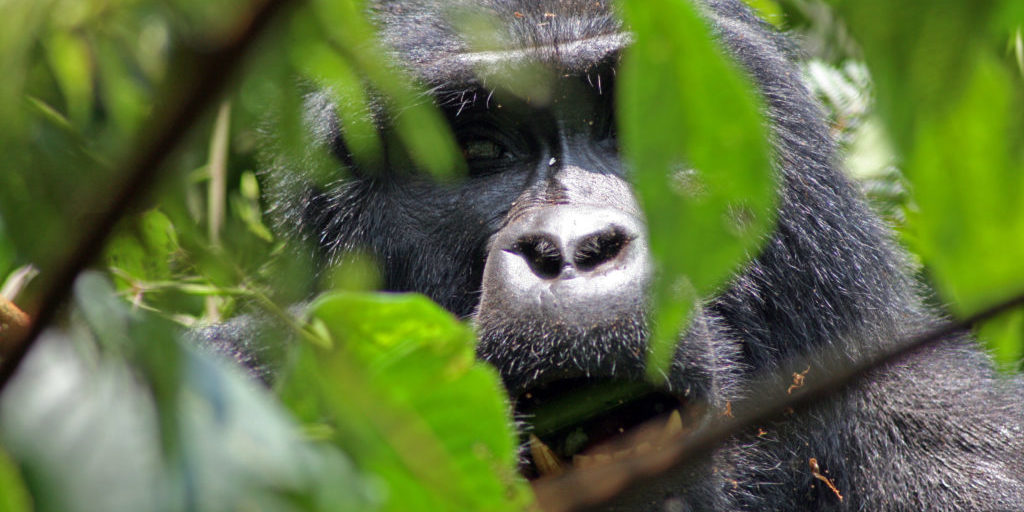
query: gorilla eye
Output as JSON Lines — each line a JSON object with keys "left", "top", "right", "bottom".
{"left": 452, "top": 110, "right": 531, "bottom": 170}
{"left": 462, "top": 138, "right": 509, "bottom": 162}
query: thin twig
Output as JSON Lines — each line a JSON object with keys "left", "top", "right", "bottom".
{"left": 532, "top": 292, "right": 1024, "bottom": 512}
{"left": 0, "top": 0, "right": 301, "bottom": 390}
{"left": 205, "top": 100, "right": 232, "bottom": 321}
{"left": 207, "top": 100, "right": 232, "bottom": 248}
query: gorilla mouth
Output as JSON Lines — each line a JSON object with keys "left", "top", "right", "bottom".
{"left": 514, "top": 378, "right": 698, "bottom": 478}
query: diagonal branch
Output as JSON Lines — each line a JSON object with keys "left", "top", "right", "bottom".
{"left": 0, "top": 0, "right": 302, "bottom": 390}
{"left": 532, "top": 291, "right": 1024, "bottom": 512}
{"left": 0, "top": 297, "right": 30, "bottom": 353}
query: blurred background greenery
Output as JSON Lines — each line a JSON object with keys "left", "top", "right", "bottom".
{"left": 0, "top": 0, "right": 1021, "bottom": 510}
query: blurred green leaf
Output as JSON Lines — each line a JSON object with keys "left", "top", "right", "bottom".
{"left": 302, "top": 0, "right": 465, "bottom": 179}
{"left": 94, "top": 37, "right": 151, "bottom": 137}
{"left": 0, "top": 220, "right": 15, "bottom": 281}
{"left": 742, "top": 0, "right": 784, "bottom": 27}
{"left": 231, "top": 171, "right": 275, "bottom": 242}
{"left": 4, "top": 272, "right": 376, "bottom": 512}
{"left": 836, "top": 0, "right": 996, "bottom": 150}
{"left": 992, "top": 0, "right": 1024, "bottom": 37}
{"left": 0, "top": 447, "right": 30, "bottom": 512}
{"left": 620, "top": 0, "right": 775, "bottom": 378}
{"left": 44, "top": 31, "right": 94, "bottom": 127}
{"left": 289, "top": 10, "right": 384, "bottom": 170}
{"left": 839, "top": 0, "right": 1024, "bottom": 362}
{"left": 903, "top": 57, "right": 1024, "bottom": 313}
{"left": 0, "top": 0, "right": 53, "bottom": 140}
{"left": 978, "top": 310, "right": 1024, "bottom": 369}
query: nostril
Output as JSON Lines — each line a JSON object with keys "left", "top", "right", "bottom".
{"left": 514, "top": 235, "right": 564, "bottom": 279}
{"left": 574, "top": 227, "right": 630, "bottom": 272}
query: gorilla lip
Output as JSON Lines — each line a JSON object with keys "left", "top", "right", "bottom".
{"left": 514, "top": 378, "right": 693, "bottom": 478}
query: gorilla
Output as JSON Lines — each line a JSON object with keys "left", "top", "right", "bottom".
{"left": 203, "top": 0, "right": 1024, "bottom": 509}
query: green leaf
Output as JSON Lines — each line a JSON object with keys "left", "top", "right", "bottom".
{"left": 619, "top": 0, "right": 775, "bottom": 378}
{"left": 106, "top": 209, "right": 180, "bottom": 287}
{"left": 291, "top": 292, "right": 532, "bottom": 512}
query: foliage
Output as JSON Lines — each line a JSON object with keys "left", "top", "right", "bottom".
{"left": 285, "top": 293, "right": 530, "bottom": 511}
{"left": 0, "top": 0, "right": 1021, "bottom": 510}
{"left": 836, "top": 0, "right": 1024, "bottom": 365}
{"left": 768, "top": 0, "right": 1024, "bottom": 365}
{"left": 620, "top": 0, "right": 775, "bottom": 379}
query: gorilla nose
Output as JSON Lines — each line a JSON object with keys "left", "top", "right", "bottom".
{"left": 511, "top": 213, "right": 635, "bottom": 280}
{"left": 481, "top": 205, "right": 651, "bottom": 318}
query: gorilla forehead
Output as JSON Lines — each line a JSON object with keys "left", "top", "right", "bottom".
{"left": 371, "top": 0, "right": 627, "bottom": 84}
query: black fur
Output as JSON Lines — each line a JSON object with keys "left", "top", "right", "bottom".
{"left": 239, "top": 0, "right": 1024, "bottom": 510}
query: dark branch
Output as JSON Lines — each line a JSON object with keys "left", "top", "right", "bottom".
{"left": 532, "top": 291, "right": 1024, "bottom": 512}
{"left": 0, "top": 0, "right": 301, "bottom": 390}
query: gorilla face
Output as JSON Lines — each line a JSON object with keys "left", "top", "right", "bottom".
{"left": 298, "top": 47, "right": 734, "bottom": 474}
{"left": 305, "top": 70, "right": 707, "bottom": 467}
